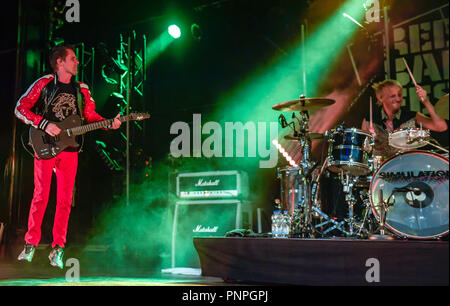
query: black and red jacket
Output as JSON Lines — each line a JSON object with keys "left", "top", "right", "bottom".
{"left": 15, "top": 74, "right": 105, "bottom": 129}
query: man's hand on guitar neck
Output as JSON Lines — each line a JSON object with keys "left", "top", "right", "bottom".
{"left": 45, "top": 123, "right": 62, "bottom": 137}
{"left": 109, "top": 113, "right": 122, "bottom": 130}
{"left": 44, "top": 113, "right": 121, "bottom": 136}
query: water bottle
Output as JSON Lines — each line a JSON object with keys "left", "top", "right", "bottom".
{"left": 271, "top": 210, "right": 281, "bottom": 238}
{"left": 279, "top": 212, "right": 287, "bottom": 238}
{"left": 281, "top": 211, "right": 291, "bottom": 238}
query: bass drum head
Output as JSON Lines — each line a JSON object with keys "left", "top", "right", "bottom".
{"left": 370, "top": 151, "right": 449, "bottom": 239}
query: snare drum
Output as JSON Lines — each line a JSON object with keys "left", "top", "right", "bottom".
{"left": 388, "top": 128, "right": 430, "bottom": 150}
{"left": 327, "top": 128, "right": 374, "bottom": 176}
{"left": 369, "top": 150, "right": 449, "bottom": 239}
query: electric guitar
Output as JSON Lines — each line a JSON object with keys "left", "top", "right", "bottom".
{"left": 29, "top": 113, "right": 150, "bottom": 159}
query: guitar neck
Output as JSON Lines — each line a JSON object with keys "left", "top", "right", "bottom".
{"left": 69, "top": 116, "right": 130, "bottom": 135}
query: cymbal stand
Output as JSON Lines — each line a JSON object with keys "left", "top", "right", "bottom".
{"left": 295, "top": 110, "right": 316, "bottom": 237}
{"left": 351, "top": 194, "right": 379, "bottom": 238}
{"left": 340, "top": 173, "right": 359, "bottom": 237}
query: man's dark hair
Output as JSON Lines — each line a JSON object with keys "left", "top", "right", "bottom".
{"left": 49, "top": 44, "right": 75, "bottom": 72}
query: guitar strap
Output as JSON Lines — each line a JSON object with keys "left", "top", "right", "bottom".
{"left": 77, "top": 85, "right": 85, "bottom": 123}
{"left": 39, "top": 80, "right": 58, "bottom": 117}
{"left": 75, "top": 83, "right": 85, "bottom": 154}
{"left": 72, "top": 80, "right": 84, "bottom": 124}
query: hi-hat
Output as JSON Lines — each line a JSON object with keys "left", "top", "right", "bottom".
{"left": 435, "top": 94, "right": 449, "bottom": 120}
{"left": 272, "top": 97, "right": 335, "bottom": 112}
{"left": 284, "top": 133, "right": 324, "bottom": 141}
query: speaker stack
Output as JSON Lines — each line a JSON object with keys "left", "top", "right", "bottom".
{"left": 170, "top": 170, "right": 250, "bottom": 269}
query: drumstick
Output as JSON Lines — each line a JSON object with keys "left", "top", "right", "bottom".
{"left": 403, "top": 57, "right": 427, "bottom": 102}
{"left": 370, "top": 96, "right": 373, "bottom": 130}
{"left": 402, "top": 57, "right": 418, "bottom": 87}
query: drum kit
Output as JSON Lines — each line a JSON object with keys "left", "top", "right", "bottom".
{"left": 272, "top": 95, "right": 449, "bottom": 240}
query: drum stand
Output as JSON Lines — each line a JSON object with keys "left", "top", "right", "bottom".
{"left": 338, "top": 173, "right": 377, "bottom": 238}
{"left": 291, "top": 111, "right": 317, "bottom": 238}
{"left": 340, "top": 173, "right": 358, "bottom": 236}
{"left": 369, "top": 189, "right": 395, "bottom": 240}
{"left": 357, "top": 197, "right": 378, "bottom": 237}
{"left": 312, "top": 206, "right": 350, "bottom": 236}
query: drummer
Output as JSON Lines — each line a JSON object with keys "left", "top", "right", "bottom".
{"left": 361, "top": 79, "right": 448, "bottom": 156}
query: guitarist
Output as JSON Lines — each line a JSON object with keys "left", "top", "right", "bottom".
{"left": 14, "top": 44, "right": 121, "bottom": 269}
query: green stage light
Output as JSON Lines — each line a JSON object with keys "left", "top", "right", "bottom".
{"left": 203, "top": 0, "right": 366, "bottom": 169}
{"left": 168, "top": 25, "right": 181, "bottom": 39}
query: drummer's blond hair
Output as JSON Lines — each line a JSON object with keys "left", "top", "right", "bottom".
{"left": 372, "top": 79, "right": 402, "bottom": 105}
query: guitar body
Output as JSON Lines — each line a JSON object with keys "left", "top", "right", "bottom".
{"left": 29, "top": 115, "right": 82, "bottom": 159}
{"left": 28, "top": 112, "right": 150, "bottom": 159}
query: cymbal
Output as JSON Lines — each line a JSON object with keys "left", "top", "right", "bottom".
{"left": 284, "top": 133, "right": 324, "bottom": 141}
{"left": 272, "top": 98, "right": 335, "bottom": 112}
{"left": 435, "top": 94, "right": 449, "bottom": 120}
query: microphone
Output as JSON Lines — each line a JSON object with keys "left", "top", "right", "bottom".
{"left": 394, "top": 187, "right": 422, "bottom": 195}
{"left": 278, "top": 114, "right": 288, "bottom": 128}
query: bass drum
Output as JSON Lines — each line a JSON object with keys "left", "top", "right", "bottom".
{"left": 370, "top": 151, "right": 449, "bottom": 239}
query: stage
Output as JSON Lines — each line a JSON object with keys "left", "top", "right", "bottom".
{"left": 0, "top": 260, "right": 228, "bottom": 286}
{"left": 194, "top": 237, "right": 449, "bottom": 286}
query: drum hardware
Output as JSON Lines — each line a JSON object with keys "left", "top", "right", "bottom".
{"left": 337, "top": 172, "right": 370, "bottom": 237}
{"left": 291, "top": 109, "right": 315, "bottom": 237}
{"left": 369, "top": 155, "right": 383, "bottom": 172}
{"left": 342, "top": 173, "right": 357, "bottom": 236}
{"left": 388, "top": 127, "right": 430, "bottom": 150}
{"left": 273, "top": 95, "right": 335, "bottom": 238}
{"left": 357, "top": 197, "right": 378, "bottom": 238}
{"left": 284, "top": 132, "right": 324, "bottom": 141}
{"left": 422, "top": 138, "right": 449, "bottom": 154}
{"left": 312, "top": 206, "right": 350, "bottom": 236}
{"left": 369, "top": 189, "right": 396, "bottom": 240}
{"left": 311, "top": 157, "right": 329, "bottom": 219}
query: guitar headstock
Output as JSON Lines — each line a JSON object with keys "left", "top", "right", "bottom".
{"left": 129, "top": 113, "right": 151, "bottom": 121}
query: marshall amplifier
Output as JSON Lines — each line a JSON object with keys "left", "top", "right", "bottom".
{"left": 176, "top": 171, "right": 248, "bottom": 199}
{"left": 171, "top": 199, "right": 251, "bottom": 269}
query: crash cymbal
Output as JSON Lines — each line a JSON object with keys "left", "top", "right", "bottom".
{"left": 272, "top": 97, "right": 335, "bottom": 112}
{"left": 284, "top": 133, "right": 324, "bottom": 141}
{"left": 435, "top": 94, "right": 449, "bottom": 120}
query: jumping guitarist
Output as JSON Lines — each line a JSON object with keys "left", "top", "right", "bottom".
{"left": 14, "top": 44, "right": 122, "bottom": 269}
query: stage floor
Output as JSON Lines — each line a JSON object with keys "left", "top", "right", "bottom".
{"left": 194, "top": 237, "right": 449, "bottom": 286}
{"left": 1, "top": 237, "right": 448, "bottom": 286}
{"left": 0, "top": 261, "right": 229, "bottom": 286}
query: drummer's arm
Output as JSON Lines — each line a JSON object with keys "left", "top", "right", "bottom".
{"left": 361, "top": 118, "right": 376, "bottom": 135}
{"left": 415, "top": 85, "right": 448, "bottom": 132}
{"left": 416, "top": 112, "right": 447, "bottom": 132}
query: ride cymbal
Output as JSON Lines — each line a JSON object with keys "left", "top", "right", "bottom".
{"left": 272, "top": 98, "right": 335, "bottom": 112}
{"left": 435, "top": 94, "right": 449, "bottom": 120}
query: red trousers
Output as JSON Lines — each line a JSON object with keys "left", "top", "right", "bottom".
{"left": 25, "top": 151, "right": 78, "bottom": 248}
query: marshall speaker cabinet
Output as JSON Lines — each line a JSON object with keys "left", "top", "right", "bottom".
{"left": 171, "top": 171, "right": 250, "bottom": 269}
{"left": 176, "top": 170, "right": 249, "bottom": 199}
